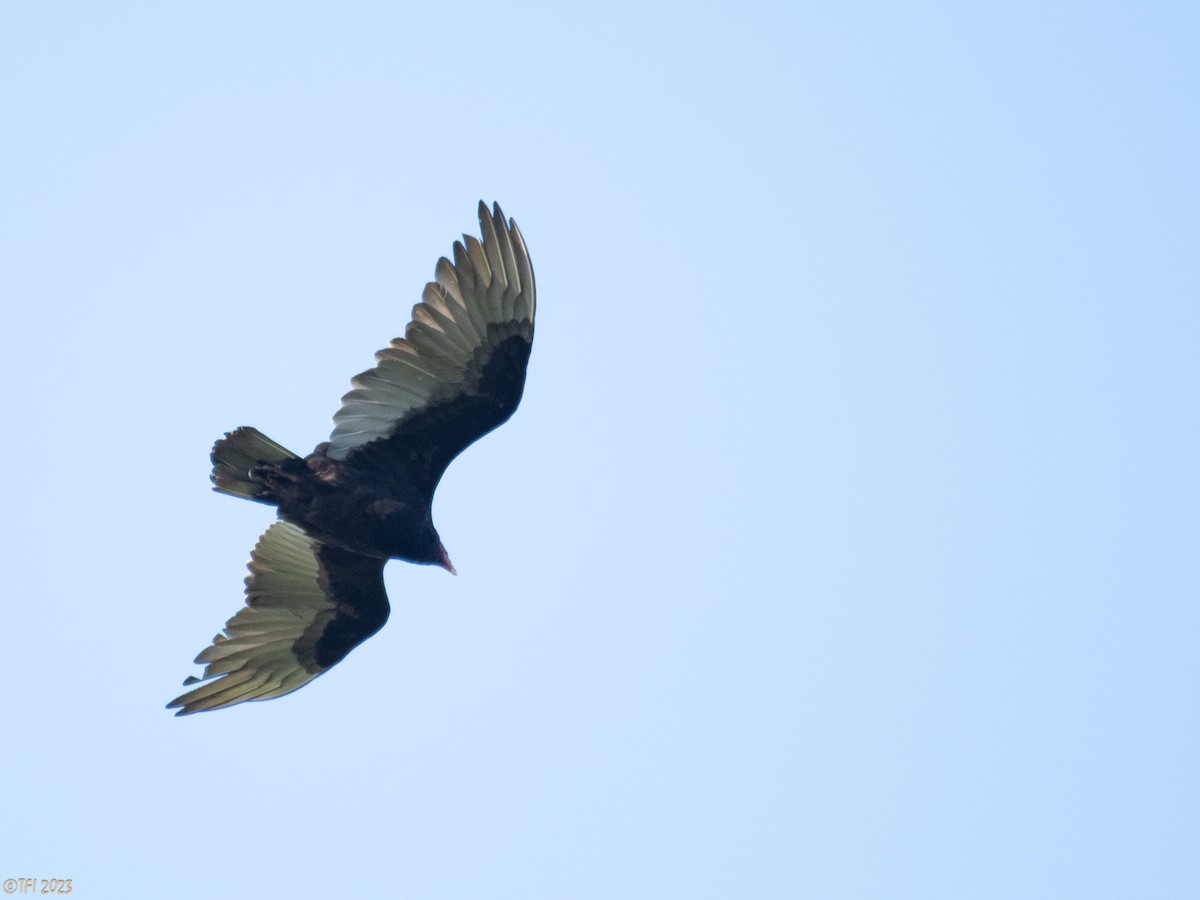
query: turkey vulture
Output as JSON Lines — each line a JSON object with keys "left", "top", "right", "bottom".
{"left": 167, "top": 201, "right": 535, "bottom": 715}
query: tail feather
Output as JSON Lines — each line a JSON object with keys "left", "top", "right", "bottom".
{"left": 211, "top": 427, "right": 299, "bottom": 501}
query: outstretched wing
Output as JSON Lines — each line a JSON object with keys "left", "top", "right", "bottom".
{"left": 168, "top": 522, "right": 389, "bottom": 716}
{"left": 326, "top": 201, "right": 535, "bottom": 494}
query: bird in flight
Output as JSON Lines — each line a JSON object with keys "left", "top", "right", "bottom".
{"left": 168, "top": 201, "right": 535, "bottom": 715}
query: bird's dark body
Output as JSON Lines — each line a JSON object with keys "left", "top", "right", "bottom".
{"left": 169, "top": 201, "right": 536, "bottom": 715}
{"left": 256, "top": 454, "right": 440, "bottom": 561}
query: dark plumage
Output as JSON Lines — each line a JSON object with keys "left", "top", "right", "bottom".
{"left": 168, "top": 202, "right": 535, "bottom": 715}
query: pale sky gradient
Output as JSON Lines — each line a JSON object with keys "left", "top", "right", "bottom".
{"left": 2, "top": 2, "right": 1197, "bottom": 898}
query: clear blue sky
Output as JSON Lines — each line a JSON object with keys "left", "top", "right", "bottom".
{"left": 2, "top": 2, "right": 1197, "bottom": 897}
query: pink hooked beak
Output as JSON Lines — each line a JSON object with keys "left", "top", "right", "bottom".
{"left": 437, "top": 543, "right": 457, "bottom": 576}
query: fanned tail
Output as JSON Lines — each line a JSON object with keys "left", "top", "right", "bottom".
{"left": 210, "top": 427, "right": 299, "bottom": 501}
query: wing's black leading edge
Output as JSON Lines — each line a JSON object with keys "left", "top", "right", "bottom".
{"left": 310, "top": 543, "right": 390, "bottom": 669}
{"left": 344, "top": 327, "right": 533, "bottom": 495}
